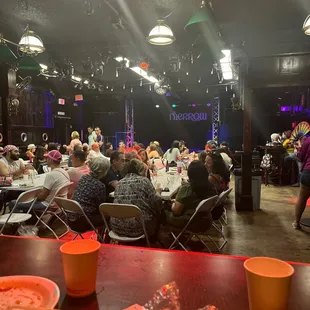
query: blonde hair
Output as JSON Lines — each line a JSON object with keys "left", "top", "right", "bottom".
{"left": 71, "top": 131, "right": 80, "bottom": 139}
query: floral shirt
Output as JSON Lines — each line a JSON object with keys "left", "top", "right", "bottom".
{"left": 112, "top": 173, "right": 161, "bottom": 237}
{"left": 72, "top": 174, "right": 105, "bottom": 219}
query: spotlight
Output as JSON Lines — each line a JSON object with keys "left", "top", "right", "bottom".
{"left": 178, "top": 78, "right": 181, "bottom": 83}
{"left": 163, "top": 71, "right": 166, "bottom": 75}
{"left": 116, "top": 70, "right": 119, "bottom": 77}
{"left": 140, "top": 79, "right": 143, "bottom": 87}
{"left": 131, "top": 87, "right": 133, "bottom": 93}
{"left": 211, "top": 68, "right": 214, "bottom": 74}
{"left": 206, "top": 88, "right": 209, "bottom": 93}
{"left": 155, "top": 105, "right": 160, "bottom": 108}
{"left": 123, "top": 84, "right": 126, "bottom": 89}
{"left": 186, "top": 87, "right": 189, "bottom": 92}
{"left": 186, "top": 72, "right": 189, "bottom": 76}
{"left": 198, "top": 77, "right": 201, "bottom": 83}
{"left": 230, "top": 84, "right": 233, "bottom": 90}
{"left": 106, "top": 85, "right": 109, "bottom": 89}
{"left": 225, "top": 86, "right": 228, "bottom": 91}
{"left": 149, "top": 84, "right": 152, "bottom": 91}
{"left": 111, "top": 88, "right": 114, "bottom": 92}
{"left": 84, "top": 80, "right": 89, "bottom": 85}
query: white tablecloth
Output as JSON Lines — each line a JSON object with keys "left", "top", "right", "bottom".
{"left": 1, "top": 174, "right": 46, "bottom": 191}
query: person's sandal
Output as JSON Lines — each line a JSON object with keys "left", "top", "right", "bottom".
{"left": 292, "top": 221, "right": 302, "bottom": 229}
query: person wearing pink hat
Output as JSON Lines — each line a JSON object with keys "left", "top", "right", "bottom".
{"left": 9, "top": 150, "right": 70, "bottom": 213}
{"left": 0, "top": 145, "right": 31, "bottom": 179}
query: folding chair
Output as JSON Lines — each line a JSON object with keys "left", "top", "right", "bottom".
{"left": 217, "top": 188, "right": 233, "bottom": 226}
{"left": 0, "top": 188, "right": 42, "bottom": 235}
{"left": 99, "top": 203, "right": 150, "bottom": 247}
{"left": 33, "top": 182, "right": 73, "bottom": 239}
{"left": 208, "top": 188, "right": 233, "bottom": 252}
{"left": 54, "top": 197, "right": 103, "bottom": 242}
{"left": 168, "top": 195, "right": 218, "bottom": 252}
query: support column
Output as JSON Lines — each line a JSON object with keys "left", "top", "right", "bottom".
{"left": 237, "top": 64, "right": 253, "bottom": 211}
{"left": 125, "top": 98, "right": 134, "bottom": 147}
{"left": 0, "top": 65, "right": 15, "bottom": 145}
{"left": 212, "top": 96, "right": 220, "bottom": 143}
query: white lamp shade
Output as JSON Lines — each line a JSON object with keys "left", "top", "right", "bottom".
{"left": 303, "top": 15, "right": 310, "bottom": 35}
{"left": 147, "top": 20, "right": 175, "bottom": 45}
{"left": 19, "top": 30, "right": 45, "bottom": 54}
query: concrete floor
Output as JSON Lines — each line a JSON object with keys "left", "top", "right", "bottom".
{"left": 221, "top": 181, "right": 310, "bottom": 263}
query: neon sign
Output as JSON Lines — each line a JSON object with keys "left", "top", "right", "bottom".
{"left": 169, "top": 112, "right": 207, "bottom": 122}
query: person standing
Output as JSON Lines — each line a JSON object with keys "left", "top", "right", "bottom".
{"left": 95, "top": 127, "right": 104, "bottom": 153}
{"left": 87, "top": 126, "right": 96, "bottom": 147}
{"left": 293, "top": 134, "right": 310, "bottom": 229}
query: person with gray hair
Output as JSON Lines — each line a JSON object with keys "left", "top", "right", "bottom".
{"left": 69, "top": 156, "right": 110, "bottom": 232}
{"left": 269, "top": 133, "right": 282, "bottom": 146}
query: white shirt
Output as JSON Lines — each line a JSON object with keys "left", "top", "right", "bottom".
{"left": 88, "top": 131, "right": 96, "bottom": 146}
{"left": 0, "top": 157, "right": 24, "bottom": 176}
{"left": 220, "top": 152, "right": 232, "bottom": 169}
{"left": 164, "top": 148, "right": 181, "bottom": 163}
{"left": 43, "top": 168, "right": 70, "bottom": 207}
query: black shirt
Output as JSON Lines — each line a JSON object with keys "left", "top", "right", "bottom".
{"left": 102, "top": 167, "right": 122, "bottom": 197}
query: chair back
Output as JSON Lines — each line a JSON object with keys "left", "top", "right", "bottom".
{"left": 216, "top": 188, "right": 233, "bottom": 206}
{"left": 54, "top": 182, "right": 73, "bottom": 199}
{"left": 99, "top": 203, "right": 142, "bottom": 219}
{"left": 54, "top": 197, "right": 84, "bottom": 215}
{"left": 195, "top": 195, "right": 219, "bottom": 213}
{"left": 177, "top": 195, "right": 218, "bottom": 235}
{"left": 17, "top": 188, "right": 42, "bottom": 204}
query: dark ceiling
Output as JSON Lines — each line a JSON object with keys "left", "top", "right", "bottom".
{"left": 1, "top": 0, "right": 310, "bottom": 100}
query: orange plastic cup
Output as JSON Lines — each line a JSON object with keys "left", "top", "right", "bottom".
{"left": 244, "top": 257, "right": 294, "bottom": 310}
{"left": 60, "top": 239, "right": 101, "bottom": 298}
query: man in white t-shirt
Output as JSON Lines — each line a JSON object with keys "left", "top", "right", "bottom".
{"left": 10, "top": 150, "right": 70, "bottom": 212}
{"left": 88, "top": 126, "right": 96, "bottom": 147}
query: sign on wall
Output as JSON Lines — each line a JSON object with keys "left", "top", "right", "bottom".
{"left": 169, "top": 112, "right": 207, "bottom": 122}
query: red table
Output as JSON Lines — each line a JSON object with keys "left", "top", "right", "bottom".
{"left": 1, "top": 236, "right": 310, "bottom": 309}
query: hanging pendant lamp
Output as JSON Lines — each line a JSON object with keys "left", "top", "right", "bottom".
{"left": 147, "top": 20, "right": 175, "bottom": 45}
{"left": 303, "top": 15, "right": 310, "bottom": 35}
{"left": 19, "top": 28, "right": 45, "bottom": 54}
{"left": 18, "top": 55, "right": 41, "bottom": 72}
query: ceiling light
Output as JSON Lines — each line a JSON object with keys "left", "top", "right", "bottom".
{"left": 149, "top": 84, "right": 152, "bottom": 91}
{"left": 163, "top": 71, "right": 166, "bottom": 75}
{"left": 206, "top": 88, "right": 209, "bottom": 93}
{"left": 84, "top": 80, "right": 89, "bottom": 85}
{"left": 140, "top": 79, "right": 143, "bottom": 86}
{"left": 116, "top": 70, "right": 119, "bottom": 77}
{"left": 303, "top": 15, "right": 310, "bottom": 35}
{"left": 178, "top": 78, "right": 181, "bottom": 83}
{"left": 115, "top": 56, "right": 130, "bottom": 68}
{"left": 39, "top": 63, "right": 48, "bottom": 70}
{"left": 130, "top": 66, "right": 159, "bottom": 83}
{"left": 19, "top": 29, "right": 45, "bottom": 54}
{"left": 155, "top": 105, "right": 160, "bottom": 108}
{"left": 220, "top": 50, "right": 233, "bottom": 80}
{"left": 131, "top": 87, "right": 133, "bottom": 93}
{"left": 198, "top": 77, "right": 201, "bottom": 83}
{"left": 123, "top": 84, "right": 126, "bottom": 89}
{"left": 111, "top": 88, "right": 114, "bottom": 92}
{"left": 147, "top": 20, "right": 176, "bottom": 46}
{"left": 186, "top": 72, "right": 189, "bottom": 75}
{"left": 71, "top": 75, "right": 82, "bottom": 83}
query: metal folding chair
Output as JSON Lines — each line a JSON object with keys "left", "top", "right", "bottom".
{"left": 99, "top": 203, "right": 150, "bottom": 247}
{"left": 33, "top": 182, "right": 73, "bottom": 239}
{"left": 208, "top": 188, "right": 233, "bottom": 252}
{"left": 168, "top": 195, "right": 218, "bottom": 252}
{"left": 54, "top": 197, "right": 103, "bottom": 242}
{"left": 0, "top": 188, "right": 42, "bottom": 235}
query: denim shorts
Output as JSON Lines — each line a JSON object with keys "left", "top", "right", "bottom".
{"left": 300, "top": 170, "right": 310, "bottom": 187}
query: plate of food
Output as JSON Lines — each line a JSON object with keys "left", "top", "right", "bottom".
{"left": 0, "top": 276, "right": 60, "bottom": 309}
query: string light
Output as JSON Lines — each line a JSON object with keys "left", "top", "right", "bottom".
{"left": 186, "top": 72, "right": 189, "bottom": 76}
{"left": 116, "top": 70, "right": 119, "bottom": 78}
{"left": 186, "top": 87, "right": 189, "bottom": 92}
{"left": 131, "top": 87, "right": 133, "bottom": 93}
{"left": 178, "top": 78, "right": 181, "bottom": 83}
{"left": 123, "top": 84, "right": 126, "bottom": 89}
{"left": 198, "top": 77, "right": 201, "bottom": 83}
{"left": 149, "top": 84, "right": 152, "bottom": 91}
{"left": 106, "top": 85, "right": 109, "bottom": 89}
{"left": 206, "top": 88, "right": 209, "bottom": 93}
{"left": 140, "top": 79, "right": 143, "bottom": 87}
{"left": 230, "top": 84, "right": 233, "bottom": 90}
{"left": 211, "top": 68, "right": 214, "bottom": 75}
{"left": 163, "top": 71, "right": 166, "bottom": 75}
{"left": 111, "top": 88, "right": 114, "bottom": 92}
{"left": 225, "top": 86, "right": 228, "bottom": 92}
{"left": 155, "top": 105, "right": 160, "bottom": 108}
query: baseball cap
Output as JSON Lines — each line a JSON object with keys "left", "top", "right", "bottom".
{"left": 44, "top": 150, "right": 62, "bottom": 162}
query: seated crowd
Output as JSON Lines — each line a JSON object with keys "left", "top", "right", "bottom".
{"left": 0, "top": 133, "right": 232, "bottom": 246}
